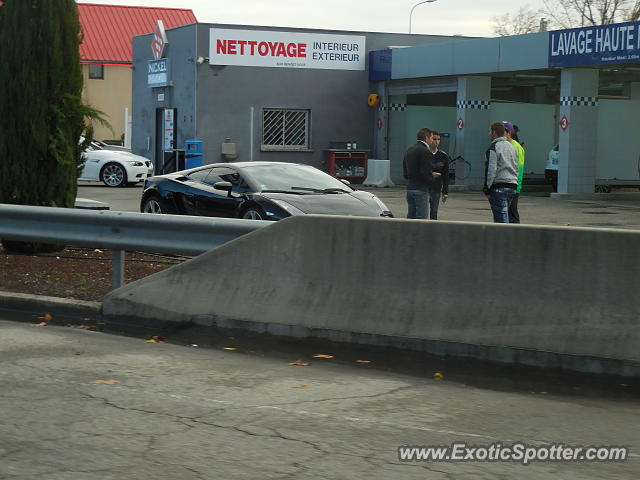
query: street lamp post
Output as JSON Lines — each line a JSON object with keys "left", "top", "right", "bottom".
{"left": 409, "top": 0, "right": 438, "bottom": 34}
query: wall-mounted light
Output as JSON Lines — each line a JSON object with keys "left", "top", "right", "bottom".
{"left": 196, "top": 56, "right": 209, "bottom": 65}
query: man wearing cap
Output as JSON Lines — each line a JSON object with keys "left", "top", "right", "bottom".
{"left": 484, "top": 122, "right": 518, "bottom": 223}
{"left": 503, "top": 121, "right": 525, "bottom": 223}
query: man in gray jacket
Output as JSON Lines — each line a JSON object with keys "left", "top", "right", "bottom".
{"left": 483, "top": 122, "right": 518, "bottom": 223}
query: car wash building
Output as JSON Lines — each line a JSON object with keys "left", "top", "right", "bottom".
{"left": 369, "top": 20, "right": 640, "bottom": 195}
{"left": 130, "top": 22, "right": 470, "bottom": 180}
{"left": 131, "top": 20, "right": 640, "bottom": 196}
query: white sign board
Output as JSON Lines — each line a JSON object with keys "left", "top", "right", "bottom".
{"left": 147, "top": 59, "right": 169, "bottom": 87}
{"left": 163, "top": 108, "right": 175, "bottom": 151}
{"left": 209, "top": 28, "right": 366, "bottom": 71}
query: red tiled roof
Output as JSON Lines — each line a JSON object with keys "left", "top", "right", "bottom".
{"left": 78, "top": 3, "right": 197, "bottom": 64}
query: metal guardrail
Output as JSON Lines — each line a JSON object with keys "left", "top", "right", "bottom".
{"left": 0, "top": 204, "right": 270, "bottom": 290}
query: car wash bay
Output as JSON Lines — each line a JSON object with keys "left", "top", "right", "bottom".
{"left": 372, "top": 21, "right": 640, "bottom": 194}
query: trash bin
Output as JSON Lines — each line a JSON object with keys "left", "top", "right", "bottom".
{"left": 184, "top": 139, "right": 203, "bottom": 169}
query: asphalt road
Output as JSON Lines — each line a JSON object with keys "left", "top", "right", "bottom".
{"left": 1, "top": 318, "right": 638, "bottom": 480}
{"left": 77, "top": 182, "right": 640, "bottom": 230}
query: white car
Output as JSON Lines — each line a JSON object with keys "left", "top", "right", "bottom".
{"left": 79, "top": 142, "right": 154, "bottom": 187}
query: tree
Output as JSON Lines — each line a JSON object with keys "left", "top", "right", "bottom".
{"left": 0, "top": 0, "right": 86, "bottom": 209}
{"left": 492, "top": 0, "right": 640, "bottom": 36}
{"left": 492, "top": 6, "right": 544, "bottom": 36}
{"left": 543, "top": 0, "right": 640, "bottom": 27}
{"left": 0, "top": 0, "right": 106, "bottom": 253}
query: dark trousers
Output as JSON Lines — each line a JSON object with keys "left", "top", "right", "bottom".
{"left": 428, "top": 190, "right": 441, "bottom": 220}
{"left": 508, "top": 193, "right": 520, "bottom": 224}
{"left": 545, "top": 169, "right": 558, "bottom": 192}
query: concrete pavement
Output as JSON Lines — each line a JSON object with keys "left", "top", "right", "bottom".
{"left": 367, "top": 187, "right": 640, "bottom": 230}
{"left": 1, "top": 319, "right": 638, "bottom": 479}
{"left": 77, "top": 182, "right": 640, "bottom": 230}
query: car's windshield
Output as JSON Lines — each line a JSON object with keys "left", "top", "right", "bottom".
{"left": 242, "top": 164, "right": 353, "bottom": 193}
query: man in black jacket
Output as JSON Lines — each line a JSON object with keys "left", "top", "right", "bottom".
{"left": 427, "top": 132, "right": 450, "bottom": 220}
{"left": 403, "top": 128, "right": 441, "bottom": 219}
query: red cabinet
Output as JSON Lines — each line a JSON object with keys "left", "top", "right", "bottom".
{"left": 324, "top": 150, "right": 368, "bottom": 183}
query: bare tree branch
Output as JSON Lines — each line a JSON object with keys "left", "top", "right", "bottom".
{"left": 627, "top": 0, "right": 640, "bottom": 20}
{"left": 541, "top": 0, "right": 637, "bottom": 27}
{"left": 491, "top": 5, "right": 543, "bottom": 36}
{"left": 491, "top": 0, "right": 639, "bottom": 37}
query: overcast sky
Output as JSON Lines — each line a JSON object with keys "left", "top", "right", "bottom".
{"left": 78, "top": 0, "right": 548, "bottom": 37}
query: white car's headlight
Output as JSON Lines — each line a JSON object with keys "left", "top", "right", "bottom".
{"left": 270, "top": 199, "right": 304, "bottom": 216}
{"left": 129, "top": 161, "right": 144, "bottom": 166}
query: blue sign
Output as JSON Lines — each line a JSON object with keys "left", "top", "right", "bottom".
{"left": 148, "top": 58, "right": 170, "bottom": 87}
{"left": 369, "top": 49, "right": 392, "bottom": 81}
{"left": 549, "top": 21, "right": 640, "bottom": 67}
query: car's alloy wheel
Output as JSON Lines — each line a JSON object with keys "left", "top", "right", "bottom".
{"left": 143, "top": 197, "right": 163, "bottom": 214}
{"left": 101, "top": 163, "right": 126, "bottom": 187}
{"left": 242, "top": 208, "right": 264, "bottom": 220}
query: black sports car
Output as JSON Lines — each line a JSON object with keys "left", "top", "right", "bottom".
{"left": 140, "top": 162, "right": 394, "bottom": 220}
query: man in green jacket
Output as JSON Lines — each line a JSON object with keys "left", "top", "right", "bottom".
{"left": 503, "top": 121, "right": 524, "bottom": 223}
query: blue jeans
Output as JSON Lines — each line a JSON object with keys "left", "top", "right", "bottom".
{"left": 488, "top": 187, "right": 516, "bottom": 223}
{"left": 406, "top": 189, "right": 428, "bottom": 219}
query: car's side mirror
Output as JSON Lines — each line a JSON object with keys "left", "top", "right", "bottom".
{"left": 213, "top": 181, "right": 233, "bottom": 196}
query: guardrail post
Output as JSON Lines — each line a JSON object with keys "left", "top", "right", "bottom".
{"left": 112, "top": 250, "right": 125, "bottom": 290}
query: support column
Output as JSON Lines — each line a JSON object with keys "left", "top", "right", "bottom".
{"left": 455, "top": 76, "right": 491, "bottom": 186}
{"left": 372, "top": 81, "right": 388, "bottom": 160}
{"left": 387, "top": 94, "right": 408, "bottom": 182}
{"left": 558, "top": 68, "right": 599, "bottom": 194}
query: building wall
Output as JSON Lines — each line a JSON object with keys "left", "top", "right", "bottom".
{"left": 131, "top": 23, "right": 470, "bottom": 168}
{"left": 596, "top": 99, "right": 640, "bottom": 181}
{"left": 82, "top": 65, "right": 131, "bottom": 142}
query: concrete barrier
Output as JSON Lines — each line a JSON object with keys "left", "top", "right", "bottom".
{"left": 102, "top": 216, "right": 640, "bottom": 376}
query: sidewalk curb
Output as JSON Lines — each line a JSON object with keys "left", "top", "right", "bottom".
{"left": 0, "top": 291, "right": 102, "bottom": 319}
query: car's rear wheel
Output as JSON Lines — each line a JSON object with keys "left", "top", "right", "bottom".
{"left": 241, "top": 206, "right": 265, "bottom": 220}
{"left": 142, "top": 195, "right": 175, "bottom": 214}
{"left": 101, "top": 162, "right": 127, "bottom": 187}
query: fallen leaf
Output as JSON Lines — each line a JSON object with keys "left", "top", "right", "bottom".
{"left": 146, "top": 335, "right": 166, "bottom": 343}
{"left": 312, "top": 354, "right": 335, "bottom": 359}
{"left": 223, "top": 347, "right": 237, "bottom": 351}
{"left": 433, "top": 372, "right": 444, "bottom": 381}
{"left": 66, "top": 324, "right": 97, "bottom": 330}
{"left": 298, "top": 384, "right": 309, "bottom": 388}
{"left": 42, "top": 313, "right": 53, "bottom": 322}
{"left": 32, "top": 322, "right": 48, "bottom": 327}
{"left": 289, "top": 361, "right": 312, "bottom": 366}
{"left": 94, "top": 249, "right": 103, "bottom": 253}
{"left": 95, "top": 380, "right": 120, "bottom": 385}
{"left": 356, "top": 360, "right": 371, "bottom": 364}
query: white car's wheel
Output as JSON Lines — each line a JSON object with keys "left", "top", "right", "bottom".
{"left": 101, "top": 162, "right": 127, "bottom": 187}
